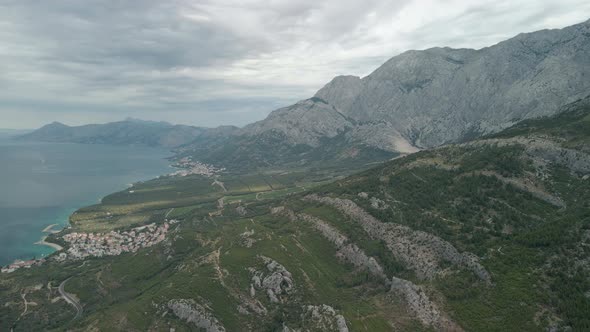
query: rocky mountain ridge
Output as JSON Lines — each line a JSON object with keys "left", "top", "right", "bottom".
{"left": 22, "top": 19, "right": 590, "bottom": 171}
{"left": 192, "top": 18, "right": 590, "bottom": 168}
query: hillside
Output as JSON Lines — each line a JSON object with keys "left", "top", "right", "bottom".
{"left": 1, "top": 97, "right": 589, "bottom": 331}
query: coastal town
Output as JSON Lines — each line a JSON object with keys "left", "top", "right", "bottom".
{"left": 1, "top": 220, "right": 177, "bottom": 273}
{"left": 169, "top": 157, "right": 224, "bottom": 177}
{"left": 56, "top": 222, "right": 172, "bottom": 261}
{"left": 1, "top": 258, "right": 45, "bottom": 273}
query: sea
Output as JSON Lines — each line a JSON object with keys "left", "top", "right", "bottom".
{"left": 0, "top": 133, "right": 172, "bottom": 266}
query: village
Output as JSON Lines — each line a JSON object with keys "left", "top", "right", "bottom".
{"left": 56, "top": 222, "right": 172, "bottom": 261}
{"left": 169, "top": 157, "right": 224, "bottom": 177}
{"left": 2, "top": 220, "right": 177, "bottom": 273}
{"left": 1, "top": 258, "right": 45, "bottom": 273}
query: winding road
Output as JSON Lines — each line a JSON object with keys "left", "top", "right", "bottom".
{"left": 59, "top": 278, "right": 83, "bottom": 320}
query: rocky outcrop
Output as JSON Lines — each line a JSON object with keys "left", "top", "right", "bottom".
{"left": 390, "top": 277, "right": 462, "bottom": 331}
{"left": 250, "top": 256, "right": 294, "bottom": 303}
{"left": 304, "top": 195, "right": 491, "bottom": 283}
{"left": 297, "top": 213, "right": 389, "bottom": 284}
{"left": 236, "top": 205, "right": 248, "bottom": 216}
{"left": 270, "top": 206, "right": 286, "bottom": 215}
{"left": 300, "top": 304, "right": 349, "bottom": 332}
{"left": 271, "top": 205, "right": 459, "bottom": 331}
{"left": 357, "top": 193, "right": 390, "bottom": 210}
{"left": 240, "top": 228, "right": 257, "bottom": 248}
{"left": 167, "top": 299, "right": 225, "bottom": 332}
{"left": 461, "top": 136, "right": 590, "bottom": 177}
{"left": 241, "top": 98, "right": 353, "bottom": 148}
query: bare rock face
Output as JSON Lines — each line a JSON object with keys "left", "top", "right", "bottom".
{"left": 304, "top": 195, "right": 491, "bottom": 283}
{"left": 301, "top": 304, "right": 349, "bottom": 332}
{"left": 238, "top": 20, "right": 590, "bottom": 155}
{"left": 328, "top": 21, "right": 590, "bottom": 148}
{"left": 524, "top": 140, "right": 590, "bottom": 177}
{"left": 167, "top": 299, "right": 225, "bottom": 332}
{"left": 236, "top": 206, "right": 248, "bottom": 217}
{"left": 240, "top": 228, "right": 257, "bottom": 248}
{"left": 314, "top": 76, "right": 363, "bottom": 113}
{"left": 241, "top": 98, "right": 352, "bottom": 148}
{"left": 250, "top": 256, "right": 294, "bottom": 303}
{"left": 345, "top": 121, "right": 420, "bottom": 154}
{"left": 389, "top": 277, "right": 462, "bottom": 331}
{"left": 297, "top": 213, "right": 389, "bottom": 284}
{"left": 270, "top": 206, "right": 286, "bottom": 215}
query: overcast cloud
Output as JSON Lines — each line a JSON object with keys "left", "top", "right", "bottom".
{"left": 1, "top": 0, "right": 589, "bottom": 128}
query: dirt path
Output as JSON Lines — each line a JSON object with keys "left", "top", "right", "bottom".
{"left": 165, "top": 208, "right": 175, "bottom": 218}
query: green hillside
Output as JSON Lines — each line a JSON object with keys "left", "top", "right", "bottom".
{"left": 1, "top": 98, "right": 589, "bottom": 331}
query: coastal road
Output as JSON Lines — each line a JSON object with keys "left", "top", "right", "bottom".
{"left": 59, "top": 278, "right": 83, "bottom": 320}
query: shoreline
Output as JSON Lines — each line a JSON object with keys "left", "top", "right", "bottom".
{"left": 0, "top": 142, "right": 172, "bottom": 267}
{"left": 41, "top": 223, "right": 61, "bottom": 234}
{"left": 35, "top": 235, "right": 63, "bottom": 251}
{"left": 35, "top": 223, "right": 66, "bottom": 252}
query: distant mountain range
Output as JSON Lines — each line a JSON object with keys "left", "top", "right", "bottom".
{"left": 22, "top": 19, "right": 590, "bottom": 170}
{"left": 18, "top": 118, "right": 237, "bottom": 148}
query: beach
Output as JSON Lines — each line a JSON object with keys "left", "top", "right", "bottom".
{"left": 41, "top": 223, "right": 60, "bottom": 234}
{"left": 35, "top": 236, "right": 63, "bottom": 251}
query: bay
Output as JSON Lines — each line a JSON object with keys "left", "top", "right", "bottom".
{"left": 0, "top": 135, "right": 171, "bottom": 266}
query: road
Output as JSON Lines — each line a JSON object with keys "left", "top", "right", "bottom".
{"left": 59, "top": 278, "right": 83, "bottom": 320}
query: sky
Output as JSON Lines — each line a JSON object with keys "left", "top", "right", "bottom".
{"left": 1, "top": 0, "right": 589, "bottom": 129}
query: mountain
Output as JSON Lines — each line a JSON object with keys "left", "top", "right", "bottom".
{"left": 19, "top": 119, "right": 238, "bottom": 148}
{"left": 2, "top": 96, "right": 589, "bottom": 331}
{"left": 316, "top": 20, "right": 590, "bottom": 148}
{"left": 176, "top": 97, "right": 402, "bottom": 171}
{"left": 21, "top": 20, "right": 590, "bottom": 172}
{"left": 181, "top": 19, "right": 590, "bottom": 170}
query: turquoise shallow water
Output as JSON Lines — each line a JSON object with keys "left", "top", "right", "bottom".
{"left": 0, "top": 135, "right": 172, "bottom": 266}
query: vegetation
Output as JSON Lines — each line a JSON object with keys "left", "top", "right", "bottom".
{"left": 1, "top": 100, "right": 589, "bottom": 331}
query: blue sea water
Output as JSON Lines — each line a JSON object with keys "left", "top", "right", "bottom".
{"left": 0, "top": 135, "right": 172, "bottom": 266}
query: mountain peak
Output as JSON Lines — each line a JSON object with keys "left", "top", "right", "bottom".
{"left": 314, "top": 75, "right": 363, "bottom": 112}
{"left": 49, "top": 121, "right": 67, "bottom": 126}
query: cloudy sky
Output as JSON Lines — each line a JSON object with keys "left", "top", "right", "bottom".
{"left": 1, "top": 0, "right": 589, "bottom": 129}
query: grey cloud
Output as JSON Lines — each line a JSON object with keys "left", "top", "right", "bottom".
{"left": 0, "top": 0, "right": 588, "bottom": 129}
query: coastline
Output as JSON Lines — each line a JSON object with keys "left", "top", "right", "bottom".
{"left": 35, "top": 223, "right": 65, "bottom": 252}
{"left": 35, "top": 235, "right": 63, "bottom": 251}
{"left": 0, "top": 141, "right": 172, "bottom": 267}
{"left": 41, "top": 223, "right": 60, "bottom": 234}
